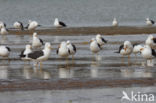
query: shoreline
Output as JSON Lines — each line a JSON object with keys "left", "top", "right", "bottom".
{"left": 8, "top": 26, "right": 156, "bottom": 35}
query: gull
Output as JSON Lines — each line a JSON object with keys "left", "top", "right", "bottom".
{"left": 67, "top": 40, "right": 76, "bottom": 60}
{"left": 96, "top": 34, "right": 107, "bottom": 46}
{"left": 13, "top": 21, "right": 24, "bottom": 30}
{"left": 0, "top": 27, "right": 8, "bottom": 35}
{"left": 146, "top": 18, "right": 155, "bottom": 26}
{"left": 140, "top": 45, "right": 156, "bottom": 66}
{"left": 90, "top": 38, "right": 102, "bottom": 55}
{"left": 145, "top": 35, "right": 156, "bottom": 48}
{"left": 19, "top": 45, "right": 32, "bottom": 61}
{"left": 112, "top": 18, "right": 118, "bottom": 26}
{"left": 26, "top": 20, "right": 41, "bottom": 30}
{"left": 27, "top": 42, "right": 52, "bottom": 67}
{"left": 0, "top": 45, "right": 11, "bottom": 59}
{"left": 115, "top": 41, "right": 133, "bottom": 63}
{"left": 0, "top": 21, "right": 6, "bottom": 29}
{"left": 54, "top": 18, "right": 66, "bottom": 28}
{"left": 57, "top": 41, "right": 70, "bottom": 58}
{"left": 32, "top": 32, "right": 44, "bottom": 48}
{"left": 133, "top": 43, "right": 143, "bottom": 58}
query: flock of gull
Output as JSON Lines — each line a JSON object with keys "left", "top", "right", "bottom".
{"left": 0, "top": 17, "right": 156, "bottom": 67}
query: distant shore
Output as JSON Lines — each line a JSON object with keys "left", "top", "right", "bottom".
{"left": 8, "top": 26, "right": 156, "bottom": 35}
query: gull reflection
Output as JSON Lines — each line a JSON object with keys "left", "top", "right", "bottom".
{"left": 141, "top": 60, "right": 154, "bottom": 67}
{"left": 0, "top": 65, "right": 9, "bottom": 79}
{"left": 95, "top": 55, "right": 102, "bottom": 61}
{"left": 22, "top": 65, "right": 51, "bottom": 79}
{"left": 33, "top": 66, "right": 51, "bottom": 79}
{"left": 120, "top": 69, "right": 153, "bottom": 78}
{"left": 54, "top": 36, "right": 60, "bottom": 43}
{"left": 23, "top": 64, "right": 33, "bottom": 79}
{"left": 120, "top": 69, "right": 134, "bottom": 78}
{"left": 133, "top": 69, "right": 153, "bottom": 78}
{"left": 147, "top": 60, "right": 154, "bottom": 67}
{"left": 58, "top": 66, "right": 74, "bottom": 78}
{"left": 15, "top": 35, "right": 25, "bottom": 44}
{"left": 1, "top": 35, "right": 8, "bottom": 44}
{"left": 90, "top": 60, "right": 100, "bottom": 78}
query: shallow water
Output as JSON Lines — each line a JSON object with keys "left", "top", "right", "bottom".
{"left": 0, "top": 86, "right": 156, "bottom": 103}
{"left": 0, "top": 0, "right": 156, "bottom": 27}
{"left": 0, "top": 33, "right": 156, "bottom": 80}
{"left": 0, "top": 33, "right": 156, "bottom": 102}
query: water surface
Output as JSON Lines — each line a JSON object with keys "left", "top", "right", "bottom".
{"left": 0, "top": 0, "right": 155, "bottom": 27}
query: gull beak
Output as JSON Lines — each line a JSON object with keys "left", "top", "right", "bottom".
{"left": 124, "top": 47, "right": 127, "bottom": 51}
{"left": 140, "top": 48, "right": 144, "bottom": 51}
{"left": 49, "top": 46, "right": 52, "bottom": 50}
{"left": 90, "top": 40, "right": 93, "bottom": 43}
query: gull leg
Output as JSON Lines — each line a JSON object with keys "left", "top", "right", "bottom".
{"left": 24, "top": 60, "right": 26, "bottom": 64}
{"left": 35, "top": 62, "right": 38, "bottom": 67}
{"left": 93, "top": 54, "right": 95, "bottom": 61}
{"left": 135, "top": 54, "right": 137, "bottom": 61}
{"left": 72, "top": 55, "right": 74, "bottom": 64}
{"left": 150, "top": 59, "right": 152, "bottom": 66}
{"left": 96, "top": 53, "right": 98, "bottom": 61}
{"left": 7, "top": 57, "right": 10, "bottom": 64}
{"left": 94, "top": 53, "right": 98, "bottom": 61}
{"left": 40, "top": 62, "right": 43, "bottom": 69}
{"left": 146, "top": 60, "right": 148, "bottom": 66}
{"left": 148, "top": 59, "right": 154, "bottom": 67}
{"left": 72, "top": 55, "right": 74, "bottom": 61}
{"left": 66, "top": 57, "right": 69, "bottom": 68}
{"left": 28, "top": 60, "right": 30, "bottom": 64}
{"left": 135, "top": 54, "right": 138, "bottom": 65}
{"left": 121, "top": 56, "right": 124, "bottom": 64}
{"left": 128, "top": 55, "right": 131, "bottom": 65}
{"left": 72, "top": 55, "right": 75, "bottom": 67}
{"left": 66, "top": 57, "right": 68, "bottom": 64}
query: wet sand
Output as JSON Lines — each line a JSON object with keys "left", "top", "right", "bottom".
{"left": 0, "top": 78, "right": 156, "bottom": 91}
{"left": 9, "top": 26, "right": 156, "bottom": 35}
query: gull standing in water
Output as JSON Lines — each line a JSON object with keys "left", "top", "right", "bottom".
{"left": 57, "top": 41, "right": 70, "bottom": 58}
{"left": 140, "top": 45, "right": 156, "bottom": 66}
{"left": 54, "top": 18, "right": 66, "bottom": 28}
{"left": 57, "top": 41, "right": 70, "bottom": 65}
{"left": 133, "top": 43, "right": 143, "bottom": 59}
{"left": 96, "top": 34, "right": 107, "bottom": 46}
{"left": 0, "top": 45, "right": 11, "bottom": 62}
{"left": 27, "top": 42, "right": 52, "bottom": 67}
{"left": 32, "top": 32, "right": 44, "bottom": 48}
{"left": 115, "top": 41, "right": 133, "bottom": 63}
{"left": 145, "top": 35, "right": 156, "bottom": 48}
{"left": 0, "top": 26, "right": 8, "bottom": 35}
{"left": 13, "top": 21, "right": 24, "bottom": 30}
{"left": 66, "top": 40, "right": 76, "bottom": 60}
{"left": 19, "top": 45, "right": 32, "bottom": 62}
{"left": 90, "top": 38, "right": 102, "bottom": 60}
